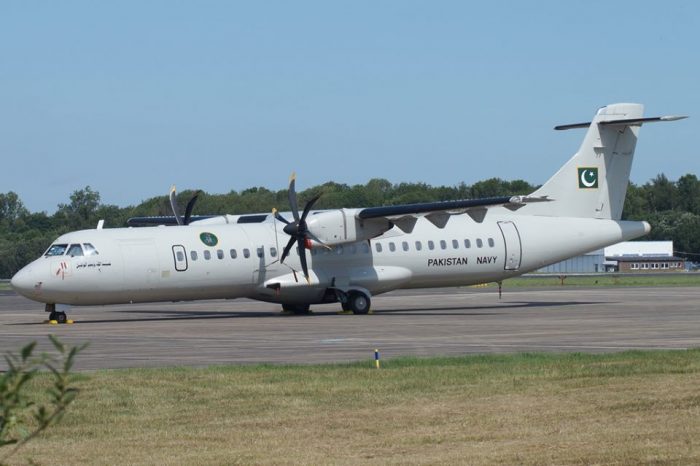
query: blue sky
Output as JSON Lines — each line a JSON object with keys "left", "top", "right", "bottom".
{"left": 1, "top": 1, "right": 697, "bottom": 213}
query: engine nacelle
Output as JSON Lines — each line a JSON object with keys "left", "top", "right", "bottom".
{"left": 305, "top": 209, "right": 390, "bottom": 246}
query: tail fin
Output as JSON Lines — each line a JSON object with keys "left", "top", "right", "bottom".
{"left": 526, "top": 103, "right": 648, "bottom": 220}
{"left": 524, "top": 104, "right": 687, "bottom": 219}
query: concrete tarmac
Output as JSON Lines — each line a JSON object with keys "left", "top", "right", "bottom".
{"left": 1, "top": 286, "right": 699, "bottom": 370}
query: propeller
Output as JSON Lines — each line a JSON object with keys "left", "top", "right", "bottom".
{"left": 169, "top": 185, "right": 202, "bottom": 226}
{"left": 275, "top": 173, "right": 328, "bottom": 282}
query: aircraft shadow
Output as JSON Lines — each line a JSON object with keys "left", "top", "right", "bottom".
{"left": 8, "top": 300, "right": 611, "bottom": 325}
{"left": 375, "top": 300, "right": 609, "bottom": 315}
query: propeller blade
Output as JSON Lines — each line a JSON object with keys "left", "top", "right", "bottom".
{"left": 169, "top": 185, "right": 184, "bottom": 226}
{"left": 288, "top": 172, "right": 300, "bottom": 222}
{"left": 297, "top": 238, "right": 310, "bottom": 282}
{"left": 274, "top": 211, "right": 291, "bottom": 225}
{"left": 280, "top": 236, "right": 296, "bottom": 264}
{"left": 183, "top": 190, "right": 202, "bottom": 225}
{"left": 300, "top": 193, "right": 322, "bottom": 222}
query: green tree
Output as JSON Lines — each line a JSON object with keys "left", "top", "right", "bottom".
{"left": 0, "top": 192, "right": 28, "bottom": 225}
{"left": 56, "top": 186, "right": 102, "bottom": 229}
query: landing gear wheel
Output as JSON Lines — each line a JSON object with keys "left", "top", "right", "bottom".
{"left": 348, "top": 291, "right": 371, "bottom": 315}
{"left": 56, "top": 312, "right": 67, "bottom": 324}
{"left": 281, "top": 303, "right": 311, "bottom": 315}
{"left": 49, "top": 311, "right": 58, "bottom": 321}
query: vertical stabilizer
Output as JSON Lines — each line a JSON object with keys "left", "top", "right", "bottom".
{"left": 526, "top": 103, "right": 644, "bottom": 220}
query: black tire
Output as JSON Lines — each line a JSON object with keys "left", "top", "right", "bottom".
{"left": 48, "top": 311, "right": 58, "bottom": 321}
{"left": 56, "top": 312, "right": 67, "bottom": 324}
{"left": 348, "top": 291, "right": 371, "bottom": 314}
{"left": 281, "top": 303, "right": 311, "bottom": 314}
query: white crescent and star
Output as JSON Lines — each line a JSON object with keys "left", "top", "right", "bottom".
{"left": 580, "top": 169, "right": 597, "bottom": 188}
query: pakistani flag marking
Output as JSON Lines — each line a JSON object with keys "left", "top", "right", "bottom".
{"left": 578, "top": 167, "right": 598, "bottom": 189}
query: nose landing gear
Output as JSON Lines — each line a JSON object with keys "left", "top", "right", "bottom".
{"left": 45, "top": 303, "right": 72, "bottom": 324}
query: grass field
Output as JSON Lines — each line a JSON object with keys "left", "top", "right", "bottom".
{"left": 0, "top": 281, "right": 10, "bottom": 291}
{"left": 499, "top": 273, "right": 700, "bottom": 288}
{"left": 6, "top": 350, "right": 700, "bottom": 465}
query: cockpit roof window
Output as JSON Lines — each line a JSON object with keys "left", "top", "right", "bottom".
{"left": 67, "top": 244, "right": 84, "bottom": 257}
{"left": 45, "top": 244, "right": 68, "bottom": 256}
{"left": 83, "top": 243, "right": 99, "bottom": 256}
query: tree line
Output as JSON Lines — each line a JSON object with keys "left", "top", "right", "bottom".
{"left": 1, "top": 173, "right": 699, "bottom": 278}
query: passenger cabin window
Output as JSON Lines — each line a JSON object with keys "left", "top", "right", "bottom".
{"left": 83, "top": 243, "right": 99, "bottom": 256}
{"left": 256, "top": 247, "right": 264, "bottom": 258}
{"left": 45, "top": 244, "right": 68, "bottom": 256}
{"left": 191, "top": 251, "right": 198, "bottom": 261}
{"left": 415, "top": 241, "right": 422, "bottom": 251}
{"left": 452, "top": 239, "right": 459, "bottom": 249}
{"left": 203, "top": 250, "right": 211, "bottom": 260}
{"left": 440, "top": 240, "right": 447, "bottom": 250}
{"left": 270, "top": 247, "right": 277, "bottom": 257}
{"left": 375, "top": 243, "right": 382, "bottom": 253}
{"left": 488, "top": 238, "right": 495, "bottom": 247}
{"left": 402, "top": 241, "right": 409, "bottom": 252}
{"left": 243, "top": 248, "right": 250, "bottom": 258}
{"left": 176, "top": 251, "right": 185, "bottom": 262}
{"left": 428, "top": 240, "right": 435, "bottom": 250}
{"left": 230, "top": 249, "right": 237, "bottom": 259}
{"left": 464, "top": 239, "right": 471, "bottom": 248}
{"left": 67, "top": 244, "right": 84, "bottom": 257}
{"left": 389, "top": 242, "right": 396, "bottom": 252}
{"left": 361, "top": 243, "right": 370, "bottom": 254}
{"left": 476, "top": 239, "right": 483, "bottom": 248}
{"left": 217, "top": 249, "right": 224, "bottom": 260}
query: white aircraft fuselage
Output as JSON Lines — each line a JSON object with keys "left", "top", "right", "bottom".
{"left": 9, "top": 103, "right": 685, "bottom": 319}
{"left": 12, "top": 210, "right": 648, "bottom": 306}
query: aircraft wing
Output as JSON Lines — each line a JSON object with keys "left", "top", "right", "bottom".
{"left": 357, "top": 195, "right": 549, "bottom": 219}
{"left": 356, "top": 195, "right": 551, "bottom": 228}
{"left": 126, "top": 215, "right": 216, "bottom": 227}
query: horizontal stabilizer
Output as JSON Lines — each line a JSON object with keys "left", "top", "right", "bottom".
{"left": 555, "top": 115, "right": 687, "bottom": 131}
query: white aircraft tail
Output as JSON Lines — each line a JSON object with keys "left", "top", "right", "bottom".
{"left": 524, "top": 103, "right": 685, "bottom": 220}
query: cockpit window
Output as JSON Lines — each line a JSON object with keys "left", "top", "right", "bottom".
{"left": 67, "top": 244, "right": 84, "bottom": 257}
{"left": 83, "top": 243, "right": 99, "bottom": 256}
{"left": 45, "top": 244, "right": 68, "bottom": 256}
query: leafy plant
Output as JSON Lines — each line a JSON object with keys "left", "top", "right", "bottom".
{"left": 0, "top": 335, "right": 87, "bottom": 464}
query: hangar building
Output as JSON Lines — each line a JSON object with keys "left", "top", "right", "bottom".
{"left": 537, "top": 241, "right": 681, "bottom": 273}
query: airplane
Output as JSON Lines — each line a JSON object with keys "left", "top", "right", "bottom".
{"left": 10, "top": 103, "right": 687, "bottom": 323}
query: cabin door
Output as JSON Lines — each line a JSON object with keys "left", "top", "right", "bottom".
{"left": 498, "top": 221, "right": 522, "bottom": 271}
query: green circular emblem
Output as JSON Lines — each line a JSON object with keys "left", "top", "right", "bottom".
{"left": 199, "top": 232, "right": 218, "bottom": 247}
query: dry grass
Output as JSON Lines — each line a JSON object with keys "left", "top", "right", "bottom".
{"left": 7, "top": 351, "right": 700, "bottom": 465}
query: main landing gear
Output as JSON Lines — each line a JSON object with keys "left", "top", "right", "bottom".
{"left": 280, "top": 289, "right": 372, "bottom": 315}
{"left": 340, "top": 290, "right": 371, "bottom": 315}
{"left": 45, "top": 303, "right": 70, "bottom": 324}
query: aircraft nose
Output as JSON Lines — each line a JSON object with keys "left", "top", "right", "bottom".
{"left": 10, "top": 266, "right": 36, "bottom": 296}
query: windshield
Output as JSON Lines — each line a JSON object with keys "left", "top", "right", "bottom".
{"left": 83, "top": 243, "right": 99, "bottom": 256}
{"left": 67, "top": 244, "right": 84, "bottom": 257}
{"left": 45, "top": 244, "right": 68, "bottom": 256}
